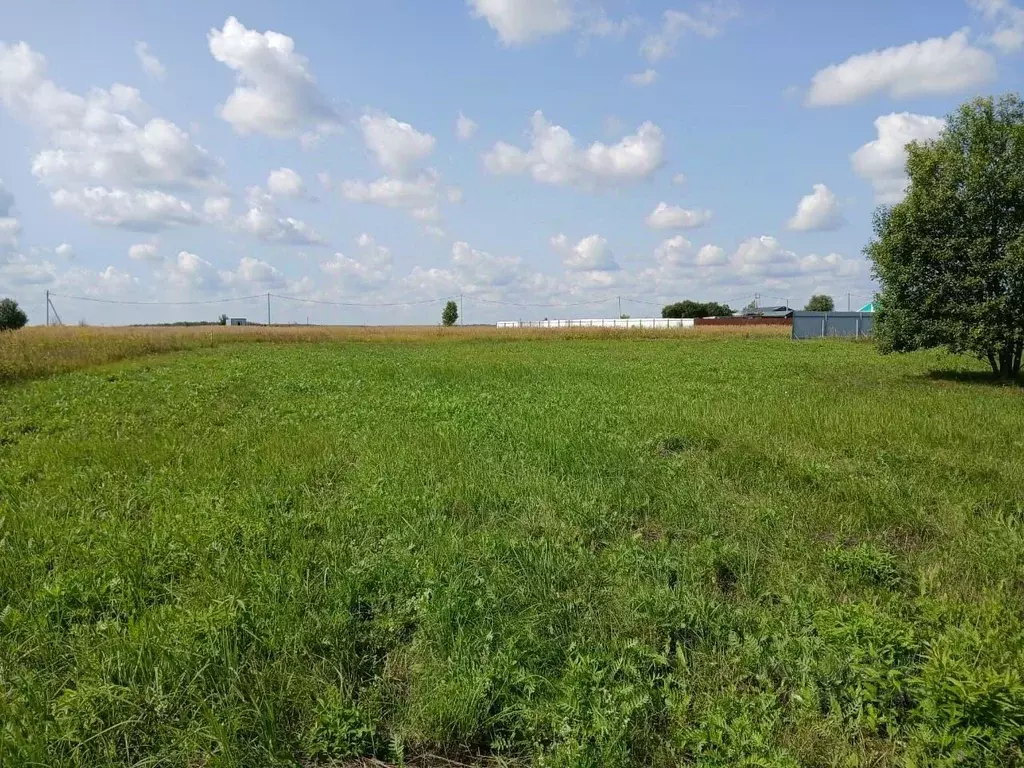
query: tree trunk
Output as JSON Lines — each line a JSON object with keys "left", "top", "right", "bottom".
{"left": 987, "top": 351, "right": 999, "bottom": 375}
{"left": 997, "top": 342, "right": 1022, "bottom": 381}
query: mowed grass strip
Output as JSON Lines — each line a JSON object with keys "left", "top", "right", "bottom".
{"left": 1, "top": 336, "right": 1022, "bottom": 767}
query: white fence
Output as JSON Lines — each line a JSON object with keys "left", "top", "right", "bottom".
{"left": 497, "top": 318, "right": 696, "bottom": 329}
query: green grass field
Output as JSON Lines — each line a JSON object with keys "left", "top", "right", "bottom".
{"left": 1, "top": 335, "right": 1023, "bottom": 767}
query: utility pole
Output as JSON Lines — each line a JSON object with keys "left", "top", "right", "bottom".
{"left": 617, "top": 295, "right": 621, "bottom": 317}
{"left": 847, "top": 293, "right": 851, "bottom": 312}
{"left": 267, "top": 292, "right": 271, "bottom": 326}
{"left": 46, "top": 289, "right": 49, "bottom": 327}
{"left": 460, "top": 292, "right": 464, "bottom": 326}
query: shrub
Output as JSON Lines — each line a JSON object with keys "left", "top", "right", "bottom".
{"left": 0, "top": 298, "right": 28, "bottom": 331}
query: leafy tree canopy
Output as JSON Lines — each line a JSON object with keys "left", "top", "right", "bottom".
{"left": 805, "top": 294, "right": 836, "bottom": 312}
{"left": 441, "top": 300, "right": 459, "bottom": 327}
{"left": 867, "top": 94, "right": 1024, "bottom": 380}
{"left": 0, "top": 298, "right": 28, "bottom": 331}
{"left": 662, "top": 300, "right": 733, "bottom": 319}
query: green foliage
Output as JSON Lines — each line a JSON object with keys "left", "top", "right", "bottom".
{"left": 1, "top": 338, "right": 1022, "bottom": 765}
{"left": 826, "top": 542, "right": 907, "bottom": 591}
{"left": 442, "top": 300, "right": 459, "bottom": 326}
{"left": 218, "top": 313, "right": 229, "bottom": 326}
{"left": 804, "top": 294, "right": 835, "bottom": 312}
{"left": 867, "top": 94, "right": 1024, "bottom": 380}
{"left": 303, "top": 687, "right": 376, "bottom": 760}
{"left": 0, "top": 297, "right": 28, "bottom": 331}
{"left": 662, "top": 300, "right": 733, "bottom": 319}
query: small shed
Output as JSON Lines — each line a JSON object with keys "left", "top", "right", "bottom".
{"left": 228, "top": 318, "right": 248, "bottom": 326}
{"left": 792, "top": 311, "right": 874, "bottom": 339}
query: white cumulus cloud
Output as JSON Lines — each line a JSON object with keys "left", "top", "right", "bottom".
{"left": 134, "top": 41, "right": 166, "bottom": 80}
{"left": 484, "top": 111, "right": 664, "bottom": 188}
{"left": 321, "top": 233, "right": 392, "bottom": 290}
{"left": 456, "top": 112, "right": 478, "bottom": 140}
{"left": 641, "top": 2, "right": 738, "bottom": 62}
{"left": 645, "top": 202, "right": 712, "bottom": 230}
{"left": 0, "top": 180, "right": 13, "bottom": 218}
{"left": 627, "top": 69, "right": 658, "bottom": 87}
{"left": 159, "top": 250, "right": 223, "bottom": 291}
{"left": 450, "top": 240, "right": 525, "bottom": 288}
{"left": 0, "top": 216, "right": 20, "bottom": 252}
{"left": 787, "top": 184, "right": 844, "bottom": 231}
{"left": 341, "top": 172, "right": 440, "bottom": 211}
{"left": 0, "top": 42, "right": 227, "bottom": 233}
{"left": 55, "top": 242, "right": 73, "bottom": 259}
{"left": 550, "top": 233, "right": 619, "bottom": 271}
{"left": 267, "top": 167, "right": 305, "bottom": 198}
{"left": 851, "top": 113, "right": 945, "bottom": 203}
{"left": 806, "top": 30, "right": 996, "bottom": 107}
{"left": 359, "top": 113, "right": 436, "bottom": 176}
{"left": 208, "top": 17, "right": 339, "bottom": 139}
{"left": 731, "top": 235, "right": 861, "bottom": 281}
{"left": 129, "top": 243, "right": 159, "bottom": 261}
{"left": 468, "top": 0, "right": 574, "bottom": 44}
{"left": 654, "top": 235, "right": 720, "bottom": 267}
{"left": 51, "top": 187, "right": 202, "bottom": 230}
{"left": 234, "top": 186, "right": 325, "bottom": 245}
{"left": 0, "top": 180, "right": 18, "bottom": 252}
{"left": 222, "top": 256, "right": 287, "bottom": 290}
{"left": 970, "top": 0, "right": 1024, "bottom": 52}
{"left": 0, "top": 254, "right": 58, "bottom": 285}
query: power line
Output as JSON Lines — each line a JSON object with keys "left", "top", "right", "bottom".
{"left": 469, "top": 296, "right": 613, "bottom": 308}
{"left": 271, "top": 293, "right": 453, "bottom": 308}
{"left": 619, "top": 296, "right": 663, "bottom": 306}
{"left": 47, "top": 287, "right": 879, "bottom": 319}
{"left": 49, "top": 293, "right": 266, "bottom": 306}
{"left": 622, "top": 294, "right": 754, "bottom": 307}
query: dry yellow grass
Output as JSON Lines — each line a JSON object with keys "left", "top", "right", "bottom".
{"left": 0, "top": 323, "right": 788, "bottom": 385}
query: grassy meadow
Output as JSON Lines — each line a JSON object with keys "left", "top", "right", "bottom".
{"left": 1, "top": 331, "right": 1023, "bottom": 766}
{"left": 0, "top": 325, "right": 786, "bottom": 386}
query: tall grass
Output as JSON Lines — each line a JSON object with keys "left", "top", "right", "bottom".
{"left": 0, "top": 324, "right": 788, "bottom": 386}
{"left": 1, "top": 336, "right": 1020, "bottom": 766}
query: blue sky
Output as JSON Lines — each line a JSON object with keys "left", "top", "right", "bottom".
{"left": 1, "top": 0, "right": 1022, "bottom": 324}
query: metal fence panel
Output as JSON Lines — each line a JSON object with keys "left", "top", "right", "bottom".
{"left": 792, "top": 311, "right": 874, "bottom": 339}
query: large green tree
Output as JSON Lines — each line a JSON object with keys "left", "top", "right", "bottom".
{"left": 441, "top": 300, "right": 459, "bottom": 327}
{"left": 662, "top": 300, "right": 733, "bottom": 319}
{"left": 804, "top": 294, "right": 835, "bottom": 312}
{"left": 0, "top": 298, "right": 28, "bottom": 331}
{"left": 867, "top": 94, "right": 1024, "bottom": 380}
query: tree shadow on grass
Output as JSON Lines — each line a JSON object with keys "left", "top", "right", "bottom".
{"left": 925, "top": 370, "right": 1023, "bottom": 388}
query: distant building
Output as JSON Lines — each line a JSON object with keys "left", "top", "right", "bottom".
{"left": 859, "top": 302, "right": 875, "bottom": 313}
{"left": 744, "top": 305, "right": 794, "bottom": 318}
{"left": 228, "top": 318, "right": 248, "bottom": 326}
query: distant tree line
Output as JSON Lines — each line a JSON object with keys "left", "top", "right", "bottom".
{"left": 661, "top": 300, "right": 733, "bottom": 319}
